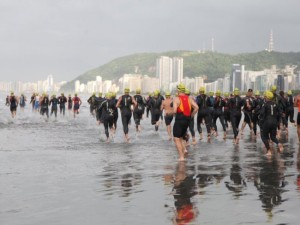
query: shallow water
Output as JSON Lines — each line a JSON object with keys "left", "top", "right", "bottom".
{"left": 1, "top": 94, "right": 300, "bottom": 225}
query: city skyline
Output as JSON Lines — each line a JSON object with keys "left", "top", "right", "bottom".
{"left": 1, "top": 0, "right": 300, "bottom": 82}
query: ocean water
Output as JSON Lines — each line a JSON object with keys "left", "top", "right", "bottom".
{"left": 1, "top": 94, "right": 300, "bottom": 225}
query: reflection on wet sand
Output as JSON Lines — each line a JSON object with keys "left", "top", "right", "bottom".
{"left": 172, "top": 162, "right": 197, "bottom": 225}
{"left": 254, "top": 154, "right": 286, "bottom": 220}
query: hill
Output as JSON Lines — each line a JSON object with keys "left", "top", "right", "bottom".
{"left": 61, "top": 51, "right": 300, "bottom": 91}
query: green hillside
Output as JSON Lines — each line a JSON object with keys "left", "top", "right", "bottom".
{"left": 61, "top": 51, "right": 300, "bottom": 91}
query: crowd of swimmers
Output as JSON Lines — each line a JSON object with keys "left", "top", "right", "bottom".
{"left": 5, "top": 84, "right": 300, "bottom": 160}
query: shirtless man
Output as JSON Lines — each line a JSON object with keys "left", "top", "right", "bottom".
{"left": 294, "top": 93, "right": 300, "bottom": 143}
{"left": 161, "top": 91, "right": 173, "bottom": 140}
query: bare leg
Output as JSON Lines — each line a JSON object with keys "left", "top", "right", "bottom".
{"left": 174, "top": 137, "right": 185, "bottom": 161}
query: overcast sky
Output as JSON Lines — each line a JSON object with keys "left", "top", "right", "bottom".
{"left": 0, "top": 0, "right": 299, "bottom": 82}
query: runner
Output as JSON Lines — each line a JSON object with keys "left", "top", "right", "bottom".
{"left": 161, "top": 91, "right": 173, "bottom": 140}
{"left": 172, "top": 84, "right": 198, "bottom": 161}
{"left": 149, "top": 90, "right": 163, "bottom": 131}
{"left": 49, "top": 94, "right": 59, "bottom": 118}
{"left": 72, "top": 93, "right": 82, "bottom": 118}
{"left": 133, "top": 89, "right": 146, "bottom": 132}
{"left": 229, "top": 88, "right": 243, "bottom": 144}
{"left": 9, "top": 92, "right": 18, "bottom": 118}
{"left": 260, "top": 91, "right": 283, "bottom": 155}
{"left": 57, "top": 93, "right": 68, "bottom": 116}
{"left": 116, "top": 88, "right": 137, "bottom": 143}
{"left": 19, "top": 93, "right": 26, "bottom": 112}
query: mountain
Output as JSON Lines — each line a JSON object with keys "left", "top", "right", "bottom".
{"left": 61, "top": 51, "right": 300, "bottom": 91}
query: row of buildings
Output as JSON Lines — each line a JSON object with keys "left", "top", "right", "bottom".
{"left": 2, "top": 56, "right": 300, "bottom": 96}
{"left": 74, "top": 55, "right": 300, "bottom": 95}
{"left": 0, "top": 74, "right": 66, "bottom": 94}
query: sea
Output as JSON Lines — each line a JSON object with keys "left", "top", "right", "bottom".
{"left": 1, "top": 93, "right": 300, "bottom": 225}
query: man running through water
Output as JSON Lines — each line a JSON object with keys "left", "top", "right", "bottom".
{"left": 72, "top": 93, "right": 82, "bottom": 118}
{"left": 57, "top": 93, "right": 67, "bottom": 116}
{"left": 19, "top": 93, "right": 26, "bottom": 112}
{"left": 161, "top": 91, "right": 173, "bottom": 140}
{"left": 133, "top": 89, "right": 146, "bottom": 132}
{"left": 49, "top": 94, "right": 59, "bottom": 118}
{"left": 229, "top": 88, "right": 243, "bottom": 144}
{"left": 9, "top": 92, "right": 18, "bottom": 118}
{"left": 260, "top": 91, "right": 283, "bottom": 156}
{"left": 149, "top": 90, "right": 163, "bottom": 131}
{"left": 87, "top": 92, "right": 97, "bottom": 116}
{"left": 172, "top": 84, "right": 198, "bottom": 161}
{"left": 116, "top": 88, "right": 137, "bottom": 143}
{"left": 98, "top": 92, "right": 116, "bottom": 143}
{"left": 294, "top": 92, "right": 300, "bottom": 143}
{"left": 40, "top": 93, "right": 50, "bottom": 118}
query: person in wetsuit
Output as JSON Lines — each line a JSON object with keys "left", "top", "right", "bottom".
{"left": 9, "top": 92, "right": 18, "bottom": 118}
{"left": 223, "top": 92, "right": 231, "bottom": 128}
{"left": 111, "top": 92, "right": 119, "bottom": 130}
{"left": 184, "top": 88, "right": 197, "bottom": 145}
{"left": 228, "top": 88, "right": 243, "bottom": 144}
{"left": 49, "top": 94, "right": 59, "bottom": 118}
{"left": 19, "top": 93, "right": 26, "bottom": 112}
{"left": 146, "top": 93, "right": 152, "bottom": 118}
{"left": 87, "top": 92, "right": 97, "bottom": 116}
{"left": 172, "top": 83, "right": 198, "bottom": 161}
{"left": 67, "top": 94, "right": 73, "bottom": 112}
{"left": 95, "top": 92, "right": 105, "bottom": 124}
{"left": 286, "top": 90, "right": 295, "bottom": 127}
{"left": 40, "top": 93, "right": 50, "bottom": 118}
{"left": 149, "top": 90, "right": 163, "bottom": 131}
{"left": 293, "top": 93, "right": 300, "bottom": 143}
{"left": 57, "top": 93, "right": 67, "bottom": 116}
{"left": 29, "top": 92, "right": 35, "bottom": 111}
{"left": 133, "top": 88, "right": 146, "bottom": 132}
{"left": 212, "top": 90, "right": 227, "bottom": 139}
{"left": 259, "top": 91, "right": 283, "bottom": 156}
{"left": 195, "top": 87, "right": 212, "bottom": 142}
{"left": 98, "top": 92, "right": 117, "bottom": 143}
{"left": 252, "top": 91, "right": 264, "bottom": 137}
{"left": 116, "top": 88, "right": 137, "bottom": 143}
{"left": 240, "top": 89, "right": 254, "bottom": 135}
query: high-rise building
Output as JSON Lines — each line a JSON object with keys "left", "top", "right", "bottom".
{"left": 223, "top": 74, "right": 231, "bottom": 93}
{"left": 75, "top": 80, "right": 80, "bottom": 93}
{"left": 172, "top": 57, "right": 183, "bottom": 83}
{"left": 231, "top": 64, "right": 245, "bottom": 91}
{"left": 156, "top": 56, "right": 173, "bottom": 91}
{"left": 276, "top": 75, "right": 285, "bottom": 91}
{"left": 194, "top": 76, "right": 205, "bottom": 93}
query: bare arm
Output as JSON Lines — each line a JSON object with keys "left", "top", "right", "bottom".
{"left": 116, "top": 96, "right": 122, "bottom": 108}
{"left": 173, "top": 97, "right": 180, "bottom": 115}
{"left": 160, "top": 100, "right": 165, "bottom": 111}
{"left": 132, "top": 96, "right": 137, "bottom": 107}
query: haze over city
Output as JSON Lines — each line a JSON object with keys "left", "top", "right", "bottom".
{"left": 1, "top": 0, "right": 299, "bottom": 82}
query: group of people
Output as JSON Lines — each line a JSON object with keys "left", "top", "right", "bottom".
{"left": 5, "top": 92, "right": 83, "bottom": 118}
{"left": 5, "top": 84, "right": 300, "bottom": 160}
{"left": 87, "top": 84, "right": 300, "bottom": 160}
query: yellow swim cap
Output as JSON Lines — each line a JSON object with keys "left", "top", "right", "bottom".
{"left": 136, "top": 88, "right": 141, "bottom": 94}
{"left": 199, "top": 87, "right": 205, "bottom": 94}
{"left": 177, "top": 83, "right": 186, "bottom": 92}
{"left": 185, "top": 88, "right": 190, "bottom": 95}
{"left": 124, "top": 88, "right": 130, "bottom": 93}
{"left": 270, "top": 85, "right": 277, "bottom": 92}
{"left": 265, "top": 91, "right": 274, "bottom": 100}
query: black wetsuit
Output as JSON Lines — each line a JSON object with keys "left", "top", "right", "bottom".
{"left": 228, "top": 95, "right": 243, "bottom": 139}
{"left": 286, "top": 95, "right": 295, "bottom": 126}
{"left": 30, "top": 95, "right": 35, "bottom": 110}
{"left": 149, "top": 96, "right": 163, "bottom": 130}
{"left": 213, "top": 96, "right": 226, "bottom": 132}
{"left": 146, "top": 95, "right": 152, "bottom": 118}
{"left": 87, "top": 95, "right": 97, "bottom": 115}
{"left": 58, "top": 95, "right": 67, "bottom": 115}
{"left": 67, "top": 97, "right": 72, "bottom": 110}
{"left": 260, "top": 100, "right": 281, "bottom": 150}
{"left": 95, "top": 97, "right": 105, "bottom": 122}
{"left": 49, "top": 97, "right": 59, "bottom": 117}
{"left": 19, "top": 95, "right": 26, "bottom": 108}
{"left": 112, "top": 97, "right": 119, "bottom": 129}
{"left": 273, "top": 93, "right": 286, "bottom": 129}
{"left": 99, "top": 99, "right": 116, "bottom": 138}
{"left": 40, "top": 97, "right": 50, "bottom": 118}
{"left": 119, "top": 94, "right": 134, "bottom": 135}
{"left": 195, "top": 94, "right": 212, "bottom": 136}
{"left": 252, "top": 97, "right": 264, "bottom": 135}
{"left": 9, "top": 96, "right": 18, "bottom": 112}
{"left": 242, "top": 96, "right": 254, "bottom": 129}
{"left": 133, "top": 94, "right": 146, "bottom": 129}
{"left": 223, "top": 97, "right": 230, "bottom": 128}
